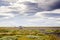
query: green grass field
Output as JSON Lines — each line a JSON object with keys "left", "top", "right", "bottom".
{"left": 0, "top": 27, "right": 60, "bottom": 40}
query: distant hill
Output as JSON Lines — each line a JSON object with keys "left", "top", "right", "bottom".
{"left": 0, "top": 27, "right": 60, "bottom": 30}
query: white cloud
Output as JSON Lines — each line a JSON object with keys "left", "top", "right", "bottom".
{"left": 3, "top": 0, "right": 18, "bottom": 3}
{"left": 24, "top": 9, "right": 60, "bottom": 26}
{"left": 0, "top": 6, "right": 15, "bottom": 19}
{"left": 0, "top": 13, "right": 15, "bottom": 19}
{"left": 17, "top": 0, "right": 37, "bottom": 3}
{"left": 34, "top": 9, "right": 60, "bottom": 18}
{"left": 0, "top": 6, "right": 12, "bottom": 12}
{"left": 0, "top": 21, "right": 17, "bottom": 27}
{"left": 25, "top": 17, "right": 60, "bottom": 26}
{"left": 11, "top": 1, "right": 38, "bottom": 15}
{"left": 0, "top": 0, "right": 59, "bottom": 19}
{"left": 52, "top": 9, "right": 60, "bottom": 13}
{"left": 0, "top": 0, "right": 60, "bottom": 26}
{"left": 13, "top": 3, "right": 27, "bottom": 13}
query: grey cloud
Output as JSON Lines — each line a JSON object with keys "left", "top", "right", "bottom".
{"left": 0, "top": 15, "right": 6, "bottom": 18}
{"left": 9, "top": 11, "right": 19, "bottom": 15}
{"left": 0, "top": 0, "right": 10, "bottom": 6}
{"left": 38, "top": 0, "right": 60, "bottom": 11}
{"left": 21, "top": 1, "right": 39, "bottom": 16}
{"left": 20, "top": 0, "right": 60, "bottom": 16}
{"left": 52, "top": 0, "right": 60, "bottom": 9}
{"left": 7, "top": 0, "right": 60, "bottom": 17}
{"left": 0, "top": 0, "right": 60, "bottom": 18}
{"left": 43, "top": 13, "right": 60, "bottom": 18}
{"left": 8, "top": 1, "right": 39, "bottom": 16}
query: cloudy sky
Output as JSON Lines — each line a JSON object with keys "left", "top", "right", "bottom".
{"left": 0, "top": 0, "right": 60, "bottom": 27}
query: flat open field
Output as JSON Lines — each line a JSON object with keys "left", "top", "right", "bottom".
{"left": 0, "top": 27, "right": 60, "bottom": 30}
{"left": 0, "top": 27, "right": 60, "bottom": 40}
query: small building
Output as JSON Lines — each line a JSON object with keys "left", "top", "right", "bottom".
{"left": 19, "top": 26, "right": 23, "bottom": 29}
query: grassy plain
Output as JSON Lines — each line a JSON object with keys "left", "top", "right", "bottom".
{"left": 0, "top": 27, "right": 60, "bottom": 40}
